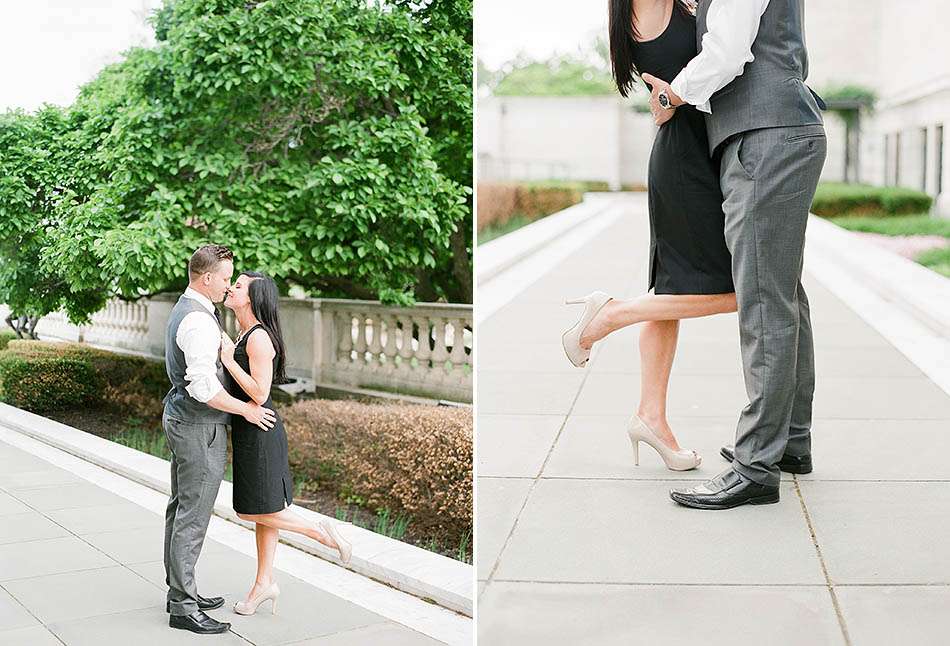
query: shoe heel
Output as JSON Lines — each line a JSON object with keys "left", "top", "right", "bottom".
{"left": 271, "top": 597, "right": 278, "bottom": 615}
{"left": 631, "top": 437, "right": 640, "bottom": 466}
{"left": 565, "top": 297, "right": 586, "bottom": 305}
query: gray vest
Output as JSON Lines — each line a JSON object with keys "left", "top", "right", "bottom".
{"left": 162, "top": 294, "right": 230, "bottom": 425}
{"left": 696, "top": 0, "right": 825, "bottom": 155}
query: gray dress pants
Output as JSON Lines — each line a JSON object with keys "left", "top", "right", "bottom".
{"left": 718, "top": 124, "right": 827, "bottom": 487}
{"left": 162, "top": 413, "right": 228, "bottom": 616}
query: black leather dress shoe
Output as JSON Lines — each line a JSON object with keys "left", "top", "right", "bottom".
{"left": 166, "top": 594, "right": 225, "bottom": 613}
{"left": 670, "top": 467, "right": 779, "bottom": 510}
{"left": 720, "top": 444, "right": 812, "bottom": 474}
{"left": 169, "top": 610, "right": 230, "bottom": 634}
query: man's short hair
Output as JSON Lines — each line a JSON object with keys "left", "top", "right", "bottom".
{"left": 188, "top": 244, "right": 233, "bottom": 279}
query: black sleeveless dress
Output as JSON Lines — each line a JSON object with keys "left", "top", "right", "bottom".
{"left": 634, "top": 5, "right": 734, "bottom": 295}
{"left": 225, "top": 324, "right": 294, "bottom": 514}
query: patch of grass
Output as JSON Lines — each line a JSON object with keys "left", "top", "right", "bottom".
{"left": 456, "top": 530, "right": 472, "bottom": 564}
{"left": 334, "top": 505, "right": 411, "bottom": 541}
{"left": 112, "top": 420, "right": 170, "bottom": 460}
{"left": 371, "top": 508, "right": 410, "bottom": 541}
{"left": 917, "top": 247, "right": 950, "bottom": 278}
{"left": 111, "top": 418, "right": 233, "bottom": 482}
{"left": 294, "top": 478, "right": 308, "bottom": 498}
{"left": 829, "top": 214, "right": 950, "bottom": 238}
{"left": 477, "top": 213, "right": 535, "bottom": 245}
{"left": 410, "top": 532, "right": 473, "bottom": 565}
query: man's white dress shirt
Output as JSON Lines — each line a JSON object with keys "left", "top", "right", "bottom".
{"left": 177, "top": 287, "right": 224, "bottom": 403}
{"left": 670, "top": 0, "right": 771, "bottom": 114}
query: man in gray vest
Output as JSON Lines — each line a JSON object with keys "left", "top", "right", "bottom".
{"left": 162, "top": 244, "right": 276, "bottom": 633}
{"left": 643, "top": 0, "right": 826, "bottom": 509}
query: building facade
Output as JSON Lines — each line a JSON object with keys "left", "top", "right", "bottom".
{"left": 477, "top": 1, "right": 950, "bottom": 216}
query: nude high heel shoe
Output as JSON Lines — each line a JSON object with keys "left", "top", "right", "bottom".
{"left": 562, "top": 291, "right": 613, "bottom": 367}
{"left": 320, "top": 519, "right": 352, "bottom": 565}
{"left": 233, "top": 581, "right": 280, "bottom": 616}
{"left": 626, "top": 415, "right": 701, "bottom": 471}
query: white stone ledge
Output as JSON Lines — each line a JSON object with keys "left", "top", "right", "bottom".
{"left": 477, "top": 192, "right": 618, "bottom": 286}
{"left": 806, "top": 215, "right": 950, "bottom": 335}
{"left": 0, "top": 402, "right": 473, "bottom": 617}
{"left": 805, "top": 214, "right": 950, "bottom": 396}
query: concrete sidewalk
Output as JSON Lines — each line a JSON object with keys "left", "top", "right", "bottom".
{"left": 0, "top": 438, "right": 452, "bottom": 645}
{"left": 476, "top": 194, "right": 950, "bottom": 646}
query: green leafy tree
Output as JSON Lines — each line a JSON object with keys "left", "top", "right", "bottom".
{"left": 0, "top": 108, "right": 106, "bottom": 328}
{"left": 484, "top": 37, "right": 618, "bottom": 97}
{"left": 490, "top": 54, "right": 616, "bottom": 96}
{"left": 385, "top": 0, "right": 473, "bottom": 302}
{"left": 0, "top": 0, "right": 472, "bottom": 323}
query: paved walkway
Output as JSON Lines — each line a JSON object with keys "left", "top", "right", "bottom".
{"left": 0, "top": 439, "right": 447, "bottom": 645}
{"left": 476, "top": 194, "right": 950, "bottom": 646}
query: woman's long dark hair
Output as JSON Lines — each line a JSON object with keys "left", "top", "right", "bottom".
{"left": 608, "top": 0, "right": 694, "bottom": 97}
{"left": 241, "top": 271, "right": 288, "bottom": 385}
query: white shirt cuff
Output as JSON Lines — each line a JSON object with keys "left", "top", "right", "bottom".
{"left": 671, "top": 75, "right": 711, "bottom": 114}
{"left": 185, "top": 377, "right": 224, "bottom": 403}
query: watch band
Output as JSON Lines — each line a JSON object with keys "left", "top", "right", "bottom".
{"left": 658, "top": 89, "right": 672, "bottom": 109}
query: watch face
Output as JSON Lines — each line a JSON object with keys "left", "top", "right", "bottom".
{"left": 658, "top": 92, "right": 671, "bottom": 109}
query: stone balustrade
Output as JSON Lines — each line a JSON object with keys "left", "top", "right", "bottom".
{"left": 1, "top": 295, "right": 473, "bottom": 403}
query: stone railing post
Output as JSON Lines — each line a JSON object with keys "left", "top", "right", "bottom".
{"left": 311, "top": 299, "right": 337, "bottom": 385}
{"left": 146, "top": 294, "right": 177, "bottom": 358}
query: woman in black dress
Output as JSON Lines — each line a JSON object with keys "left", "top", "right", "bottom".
{"left": 221, "top": 272, "right": 351, "bottom": 616}
{"left": 562, "top": 0, "right": 738, "bottom": 471}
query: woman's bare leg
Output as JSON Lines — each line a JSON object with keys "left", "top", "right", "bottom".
{"left": 242, "top": 523, "right": 279, "bottom": 603}
{"left": 637, "top": 320, "right": 682, "bottom": 450}
{"left": 237, "top": 508, "right": 339, "bottom": 550}
{"left": 580, "top": 291, "right": 736, "bottom": 350}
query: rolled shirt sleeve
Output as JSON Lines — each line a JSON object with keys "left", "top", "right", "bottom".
{"left": 670, "top": 0, "right": 771, "bottom": 114}
{"left": 176, "top": 311, "right": 224, "bottom": 403}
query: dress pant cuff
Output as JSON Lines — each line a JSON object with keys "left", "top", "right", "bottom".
{"left": 731, "top": 460, "right": 780, "bottom": 488}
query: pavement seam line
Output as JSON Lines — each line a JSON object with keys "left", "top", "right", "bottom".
{"left": 0, "top": 480, "right": 259, "bottom": 641}
{"left": 479, "top": 229, "right": 648, "bottom": 588}
{"left": 481, "top": 298, "right": 613, "bottom": 589}
{"left": 793, "top": 475, "right": 852, "bottom": 646}
{"left": 0, "top": 581, "right": 69, "bottom": 645}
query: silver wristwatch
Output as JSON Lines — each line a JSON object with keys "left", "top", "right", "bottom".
{"left": 657, "top": 88, "right": 674, "bottom": 110}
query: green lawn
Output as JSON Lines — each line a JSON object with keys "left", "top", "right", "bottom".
{"left": 916, "top": 247, "right": 950, "bottom": 277}
{"left": 828, "top": 213, "right": 950, "bottom": 278}
{"left": 477, "top": 214, "right": 535, "bottom": 245}
{"left": 828, "top": 214, "right": 950, "bottom": 238}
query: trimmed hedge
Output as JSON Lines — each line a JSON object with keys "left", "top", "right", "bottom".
{"left": 0, "top": 331, "right": 15, "bottom": 352}
{"left": 282, "top": 398, "right": 472, "bottom": 544}
{"left": 0, "top": 354, "right": 100, "bottom": 411}
{"left": 0, "top": 340, "right": 168, "bottom": 415}
{"left": 477, "top": 180, "right": 613, "bottom": 231}
{"left": 811, "top": 183, "right": 932, "bottom": 217}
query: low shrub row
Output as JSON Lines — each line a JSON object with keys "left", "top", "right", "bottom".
{"left": 0, "top": 340, "right": 167, "bottom": 414}
{"left": 811, "top": 183, "right": 932, "bottom": 217}
{"left": 0, "top": 355, "right": 100, "bottom": 411}
{"left": 0, "top": 330, "right": 15, "bottom": 352}
{"left": 477, "top": 180, "right": 611, "bottom": 232}
{"left": 282, "top": 398, "right": 473, "bottom": 545}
